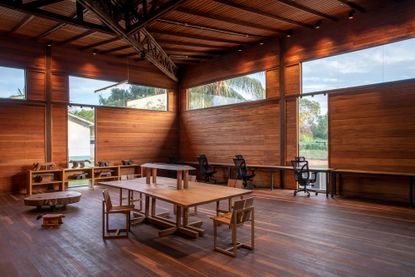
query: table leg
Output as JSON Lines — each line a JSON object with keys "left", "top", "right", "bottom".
{"left": 270, "top": 172, "right": 274, "bottom": 190}
{"left": 176, "top": 205, "right": 182, "bottom": 228}
{"left": 119, "top": 188, "right": 123, "bottom": 205}
{"left": 183, "top": 207, "right": 189, "bottom": 226}
{"left": 227, "top": 167, "right": 232, "bottom": 179}
{"left": 326, "top": 172, "right": 330, "bottom": 198}
{"left": 280, "top": 170, "right": 285, "bottom": 189}
{"left": 151, "top": 197, "right": 156, "bottom": 216}
{"left": 145, "top": 195, "right": 150, "bottom": 218}
{"left": 177, "top": 171, "right": 183, "bottom": 190}
{"left": 152, "top": 168, "right": 157, "bottom": 184}
{"left": 409, "top": 176, "right": 414, "bottom": 207}
{"left": 183, "top": 170, "right": 189, "bottom": 189}
{"left": 216, "top": 201, "right": 220, "bottom": 216}
{"left": 145, "top": 168, "right": 151, "bottom": 184}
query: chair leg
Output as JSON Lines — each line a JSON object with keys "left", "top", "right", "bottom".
{"left": 213, "top": 221, "right": 217, "bottom": 250}
{"left": 251, "top": 213, "right": 255, "bottom": 249}
{"left": 232, "top": 224, "right": 237, "bottom": 257}
{"left": 102, "top": 202, "right": 105, "bottom": 239}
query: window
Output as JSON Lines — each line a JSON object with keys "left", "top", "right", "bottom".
{"left": 69, "top": 76, "right": 168, "bottom": 111}
{"left": 187, "top": 71, "right": 266, "bottom": 110}
{"left": 298, "top": 95, "right": 328, "bottom": 190}
{"left": 302, "top": 38, "right": 415, "bottom": 93}
{"left": 0, "top": 66, "right": 25, "bottom": 100}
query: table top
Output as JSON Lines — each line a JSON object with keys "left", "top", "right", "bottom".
{"left": 99, "top": 177, "right": 252, "bottom": 207}
{"left": 332, "top": 168, "right": 415, "bottom": 177}
{"left": 178, "top": 161, "right": 331, "bottom": 172}
{"left": 141, "top": 163, "right": 195, "bottom": 171}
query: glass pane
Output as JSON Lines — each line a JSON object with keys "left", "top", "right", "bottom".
{"left": 0, "top": 66, "right": 25, "bottom": 99}
{"left": 188, "top": 71, "right": 266, "bottom": 110}
{"left": 302, "top": 37, "right": 415, "bottom": 93}
{"left": 68, "top": 106, "right": 95, "bottom": 187}
{"left": 298, "top": 95, "right": 328, "bottom": 190}
{"left": 69, "top": 76, "right": 167, "bottom": 111}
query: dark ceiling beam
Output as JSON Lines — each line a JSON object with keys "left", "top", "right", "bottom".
{"left": 80, "top": 36, "right": 120, "bottom": 50}
{"left": 148, "top": 29, "right": 242, "bottom": 44}
{"left": 8, "top": 14, "right": 34, "bottom": 34}
{"left": 156, "top": 39, "right": 225, "bottom": 49}
{"left": 126, "top": 0, "right": 187, "bottom": 35}
{"left": 77, "top": 0, "right": 178, "bottom": 81}
{"left": 157, "top": 18, "right": 266, "bottom": 38}
{"left": 336, "top": 0, "right": 366, "bottom": 12}
{"left": 170, "top": 55, "right": 211, "bottom": 60}
{"left": 175, "top": 7, "right": 285, "bottom": 33}
{"left": 76, "top": 1, "right": 84, "bottom": 22}
{"left": 117, "top": 52, "right": 137, "bottom": 58}
{"left": 0, "top": 1, "right": 113, "bottom": 34}
{"left": 163, "top": 48, "right": 221, "bottom": 55}
{"left": 214, "top": 0, "right": 314, "bottom": 29}
{"left": 276, "top": 0, "right": 337, "bottom": 21}
{"left": 56, "top": 30, "right": 95, "bottom": 45}
{"left": 99, "top": 45, "right": 131, "bottom": 54}
{"left": 23, "top": 0, "right": 64, "bottom": 9}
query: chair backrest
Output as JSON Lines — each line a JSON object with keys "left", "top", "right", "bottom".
{"left": 291, "top": 157, "right": 310, "bottom": 182}
{"left": 102, "top": 190, "right": 113, "bottom": 212}
{"left": 197, "top": 154, "right": 209, "bottom": 175}
{"left": 230, "top": 197, "right": 254, "bottom": 225}
{"left": 233, "top": 156, "right": 248, "bottom": 178}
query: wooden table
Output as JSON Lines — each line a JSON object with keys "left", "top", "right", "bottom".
{"left": 331, "top": 169, "right": 415, "bottom": 206}
{"left": 179, "top": 160, "right": 331, "bottom": 192}
{"left": 141, "top": 163, "right": 195, "bottom": 190}
{"left": 24, "top": 191, "right": 82, "bottom": 210}
{"left": 99, "top": 177, "right": 252, "bottom": 238}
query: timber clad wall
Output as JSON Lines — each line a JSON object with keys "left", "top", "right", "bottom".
{"left": 0, "top": 36, "right": 178, "bottom": 193}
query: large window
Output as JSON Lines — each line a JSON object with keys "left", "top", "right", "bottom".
{"left": 0, "top": 66, "right": 25, "bottom": 100}
{"left": 302, "top": 38, "right": 415, "bottom": 93}
{"left": 69, "top": 76, "right": 168, "bottom": 111}
{"left": 187, "top": 71, "right": 266, "bottom": 110}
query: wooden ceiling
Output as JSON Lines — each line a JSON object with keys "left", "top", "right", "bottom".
{"left": 0, "top": 0, "right": 384, "bottom": 81}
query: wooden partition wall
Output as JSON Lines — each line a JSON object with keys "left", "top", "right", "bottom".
{"left": 0, "top": 36, "right": 178, "bottom": 193}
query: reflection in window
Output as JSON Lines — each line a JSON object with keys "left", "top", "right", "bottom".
{"left": 187, "top": 71, "right": 266, "bottom": 110}
{"left": 0, "top": 66, "right": 25, "bottom": 100}
{"left": 302, "top": 38, "right": 415, "bottom": 93}
{"left": 69, "top": 76, "right": 167, "bottom": 111}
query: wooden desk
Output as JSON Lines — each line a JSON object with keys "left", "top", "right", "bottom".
{"left": 141, "top": 163, "right": 195, "bottom": 190}
{"left": 99, "top": 177, "right": 252, "bottom": 238}
{"left": 179, "top": 160, "right": 331, "bottom": 192}
{"left": 332, "top": 169, "right": 415, "bottom": 206}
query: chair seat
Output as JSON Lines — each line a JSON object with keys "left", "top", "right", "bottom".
{"left": 212, "top": 212, "right": 232, "bottom": 225}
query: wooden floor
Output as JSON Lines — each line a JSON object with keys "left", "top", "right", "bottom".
{"left": 1, "top": 187, "right": 415, "bottom": 277}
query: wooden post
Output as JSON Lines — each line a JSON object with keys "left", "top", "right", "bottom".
{"left": 183, "top": 170, "right": 189, "bottom": 189}
{"left": 176, "top": 171, "right": 183, "bottom": 190}
{"left": 152, "top": 168, "right": 157, "bottom": 184}
{"left": 145, "top": 168, "right": 151, "bottom": 184}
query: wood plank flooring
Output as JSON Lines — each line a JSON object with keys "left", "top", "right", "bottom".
{"left": 1, "top": 187, "right": 415, "bottom": 277}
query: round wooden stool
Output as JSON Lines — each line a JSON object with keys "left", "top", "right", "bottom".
{"left": 24, "top": 191, "right": 82, "bottom": 210}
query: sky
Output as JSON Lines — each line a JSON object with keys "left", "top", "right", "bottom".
{"left": 0, "top": 66, "right": 25, "bottom": 98}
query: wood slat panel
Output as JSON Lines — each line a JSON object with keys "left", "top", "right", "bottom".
{"left": 51, "top": 73, "right": 68, "bottom": 102}
{"left": 266, "top": 68, "right": 279, "bottom": 99}
{"left": 179, "top": 100, "right": 280, "bottom": 185}
{"left": 96, "top": 107, "right": 179, "bottom": 165}
{"left": 26, "top": 70, "right": 45, "bottom": 101}
{"left": 51, "top": 104, "right": 67, "bottom": 168}
{"left": 284, "top": 64, "right": 300, "bottom": 96}
{"left": 284, "top": 98, "right": 298, "bottom": 189}
{"left": 0, "top": 103, "right": 45, "bottom": 192}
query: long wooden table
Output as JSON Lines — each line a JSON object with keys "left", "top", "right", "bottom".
{"left": 141, "top": 163, "right": 195, "bottom": 190}
{"left": 99, "top": 177, "right": 252, "bottom": 238}
{"left": 179, "top": 160, "right": 331, "bottom": 192}
{"left": 332, "top": 169, "right": 415, "bottom": 207}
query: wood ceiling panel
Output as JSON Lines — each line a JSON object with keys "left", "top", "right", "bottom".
{"left": 14, "top": 17, "right": 59, "bottom": 37}
{"left": 41, "top": 0, "right": 75, "bottom": 17}
{"left": 42, "top": 24, "right": 87, "bottom": 42}
{"left": 0, "top": 7, "right": 25, "bottom": 32}
{"left": 68, "top": 32, "right": 114, "bottom": 47}
{"left": 151, "top": 33, "right": 240, "bottom": 47}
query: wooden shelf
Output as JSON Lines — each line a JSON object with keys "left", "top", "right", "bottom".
{"left": 27, "top": 164, "right": 141, "bottom": 194}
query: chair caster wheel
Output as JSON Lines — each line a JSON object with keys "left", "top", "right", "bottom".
{"left": 307, "top": 193, "right": 311, "bottom": 198}
{"left": 293, "top": 192, "right": 297, "bottom": 196}
{"left": 315, "top": 192, "right": 318, "bottom": 195}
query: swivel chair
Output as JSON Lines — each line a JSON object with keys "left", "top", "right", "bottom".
{"left": 197, "top": 154, "right": 216, "bottom": 183}
{"left": 291, "top": 156, "right": 318, "bottom": 197}
{"left": 233, "top": 155, "right": 256, "bottom": 189}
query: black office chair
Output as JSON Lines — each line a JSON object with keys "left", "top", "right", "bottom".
{"left": 197, "top": 154, "right": 216, "bottom": 183}
{"left": 291, "top": 156, "right": 318, "bottom": 197}
{"left": 233, "top": 155, "right": 256, "bottom": 189}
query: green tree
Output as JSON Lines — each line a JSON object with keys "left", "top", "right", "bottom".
{"left": 70, "top": 109, "right": 94, "bottom": 122}
{"left": 314, "top": 113, "right": 328, "bottom": 139}
{"left": 299, "top": 98, "right": 321, "bottom": 140}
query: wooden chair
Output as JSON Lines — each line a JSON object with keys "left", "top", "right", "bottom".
{"left": 212, "top": 197, "right": 255, "bottom": 257}
{"left": 102, "top": 189, "right": 135, "bottom": 239}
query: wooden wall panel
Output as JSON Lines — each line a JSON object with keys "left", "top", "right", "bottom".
{"left": 26, "top": 70, "right": 45, "bottom": 101}
{"left": 284, "top": 64, "right": 300, "bottom": 97}
{"left": 266, "top": 69, "right": 279, "bottom": 99}
{"left": 179, "top": 100, "right": 280, "bottom": 185}
{"left": 51, "top": 104, "right": 67, "bottom": 168}
{"left": 51, "top": 73, "right": 68, "bottom": 103}
{"left": 284, "top": 98, "right": 298, "bottom": 189}
{"left": 0, "top": 36, "right": 45, "bottom": 69}
{"left": 180, "top": 38, "right": 279, "bottom": 88}
{"left": 330, "top": 80, "right": 415, "bottom": 202}
{"left": 0, "top": 103, "right": 45, "bottom": 192}
{"left": 96, "top": 107, "right": 178, "bottom": 165}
